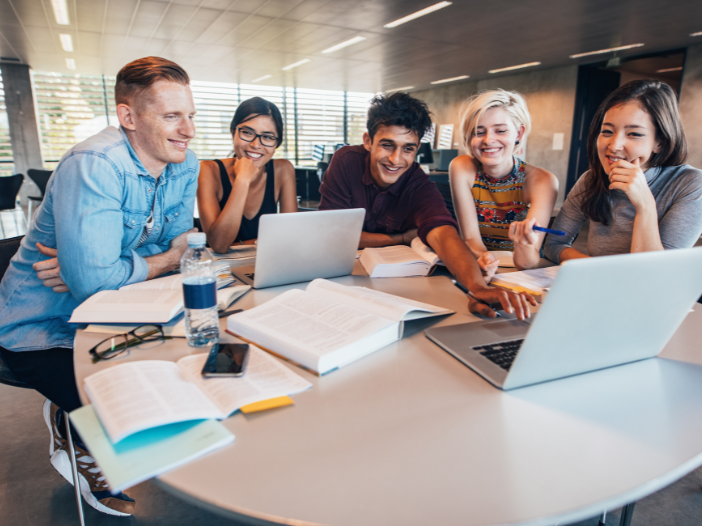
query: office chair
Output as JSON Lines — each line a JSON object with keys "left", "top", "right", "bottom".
{"left": 26, "top": 169, "right": 53, "bottom": 227}
{"left": 316, "top": 161, "right": 328, "bottom": 183}
{"left": 0, "top": 234, "right": 87, "bottom": 525}
{"left": 0, "top": 174, "right": 24, "bottom": 239}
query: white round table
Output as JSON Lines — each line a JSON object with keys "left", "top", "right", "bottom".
{"left": 74, "top": 274, "right": 702, "bottom": 526}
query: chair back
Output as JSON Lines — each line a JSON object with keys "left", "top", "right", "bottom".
{"left": 0, "top": 174, "right": 24, "bottom": 211}
{"left": 27, "top": 169, "right": 53, "bottom": 197}
{"left": 433, "top": 181, "right": 456, "bottom": 221}
{"left": 0, "top": 235, "right": 22, "bottom": 282}
{"left": 0, "top": 235, "right": 28, "bottom": 388}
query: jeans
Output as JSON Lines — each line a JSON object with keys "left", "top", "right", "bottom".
{"left": 0, "top": 346, "right": 82, "bottom": 412}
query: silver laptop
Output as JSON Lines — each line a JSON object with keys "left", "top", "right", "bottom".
{"left": 425, "top": 248, "right": 702, "bottom": 390}
{"left": 232, "top": 209, "right": 365, "bottom": 289}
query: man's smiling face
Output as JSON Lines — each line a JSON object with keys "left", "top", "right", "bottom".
{"left": 363, "top": 125, "right": 420, "bottom": 189}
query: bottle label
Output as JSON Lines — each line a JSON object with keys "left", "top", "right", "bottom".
{"left": 183, "top": 281, "right": 217, "bottom": 309}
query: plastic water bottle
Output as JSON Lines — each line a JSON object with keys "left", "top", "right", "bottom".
{"left": 180, "top": 233, "right": 219, "bottom": 347}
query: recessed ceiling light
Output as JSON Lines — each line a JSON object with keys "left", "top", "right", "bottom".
{"left": 66, "top": 58, "right": 75, "bottom": 70}
{"left": 282, "top": 59, "right": 311, "bottom": 71}
{"left": 569, "top": 43, "right": 644, "bottom": 59}
{"left": 322, "top": 36, "right": 366, "bottom": 54}
{"left": 384, "top": 2, "right": 452, "bottom": 29}
{"left": 386, "top": 86, "right": 415, "bottom": 92}
{"left": 431, "top": 75, "right": 469, "bottom": 84}
{"left": 656, "top": 67, "right": 683, "bottom": 73}
{"left": 489, "top": 62, "right": 541, "bottom": 74}
{"left": 59, "top": 34, "right": 73, "bottom": 52}
{"left": 251, "top": 74, "right": 273, "bottom": 83}
{"left": 691, "top": 31, "right": 702, "bottom": 37}
{"left": 51, "top": 0, "right": 70, "bottom": 25}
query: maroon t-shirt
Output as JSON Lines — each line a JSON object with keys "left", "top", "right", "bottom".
{"left": 318, "top": 145, "right": 458, "bottom": 244}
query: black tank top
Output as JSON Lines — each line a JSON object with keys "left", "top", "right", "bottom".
{"left": 215, "top": 158, "right": 277, "bottom": 243}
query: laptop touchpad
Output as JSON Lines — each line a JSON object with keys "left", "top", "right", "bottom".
{"left": 483, "top": 320, "right": 528, "bottom": 338}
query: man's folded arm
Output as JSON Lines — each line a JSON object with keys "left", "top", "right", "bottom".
{"left": 53, "top": 153, "right": 150, "bottom": 303}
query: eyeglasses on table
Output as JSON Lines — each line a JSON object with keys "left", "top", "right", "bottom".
{"left": 89, "top": 324, "right": 172, "bottom": 363}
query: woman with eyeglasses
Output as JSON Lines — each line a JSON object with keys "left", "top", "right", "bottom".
{"left": 198, "top": 97, "right": 297, "bottom": 253}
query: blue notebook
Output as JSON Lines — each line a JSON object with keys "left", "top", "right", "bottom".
{"left": 69, "top": 405, "right": 234, "bottom": 493}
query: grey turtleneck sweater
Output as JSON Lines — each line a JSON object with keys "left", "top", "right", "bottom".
{"left": 544, "top": 164, "right": 702, "bottom": 263}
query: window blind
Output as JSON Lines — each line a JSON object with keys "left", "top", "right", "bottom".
{"left": 33, "top": 72, "right": 116, "bottom": 169}
{"left": 0, "top": 74, "right": 14, "bottom": 177}
{"left": 31, "top": 72, "right": 372, "bottom": 169}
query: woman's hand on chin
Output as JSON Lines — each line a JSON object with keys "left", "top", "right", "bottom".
{"left": 608, "top": 158, "right": 656, "bottom": 211}
{"left": 233, "top": 156, "right": 261, "bottom": 186}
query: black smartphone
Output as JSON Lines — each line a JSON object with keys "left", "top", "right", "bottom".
{"left": 201, "top": 343, "right": 250, "bottom": 377}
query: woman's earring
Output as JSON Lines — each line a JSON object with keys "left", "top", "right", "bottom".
{"left": 515, "top": 140, "right": 520, "bottom": 145}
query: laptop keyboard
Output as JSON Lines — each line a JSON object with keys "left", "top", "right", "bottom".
{"left": 472, "top": 339, "right": 524, "bottom": 371}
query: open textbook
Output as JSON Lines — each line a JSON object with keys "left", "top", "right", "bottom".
{"left": 360, "top": 238, "right": 443, "bottom": 277}
{"left": 70, "top": 405, "right": 234, "bottom": 493}
{"left": 70, "top": 270, "right": 250, "bottom": 324}
{"left": 226, "top": 278, "right": 453, "bottom": 375}
{"left": 360, "top": 239, "right": 515, "bottom": 277}
{"left": 490, "top": 266, "right": 559, "bottom": 302}
{"left": 213, "top": 245, "right": 257, "bottom": 268}
{"left": 83, "top": 345, "right": 311, "bottom": 443}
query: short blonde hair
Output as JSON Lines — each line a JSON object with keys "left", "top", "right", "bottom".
{"left": 459, "top": 89, "right": 532, "bottom": 157}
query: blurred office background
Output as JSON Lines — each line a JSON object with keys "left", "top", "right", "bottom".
{"left": 1, "top": 0, "right": 702, "bottom": 217}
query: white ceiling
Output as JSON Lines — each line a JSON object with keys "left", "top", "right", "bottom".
{"left": 1, "top": 0, "right": 702, "bottom": 92}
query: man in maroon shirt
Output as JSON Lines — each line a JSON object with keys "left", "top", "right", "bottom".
{"left": 319, "top": 92, "right": 535, "bottom": 319}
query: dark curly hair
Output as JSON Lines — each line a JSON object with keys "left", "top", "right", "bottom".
{"left": 580, "top": 79, "right": 687, "bottom": 225}
{"left": 366, "top": 92, "right": 433, "bottom": 142}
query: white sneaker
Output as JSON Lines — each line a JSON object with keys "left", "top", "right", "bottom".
{"left": 42, "top": 399, "right": 135, "bottom": 517}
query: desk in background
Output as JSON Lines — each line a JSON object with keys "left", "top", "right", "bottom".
{"left": 72, "top": 272, "right": 702, "bottom": 526}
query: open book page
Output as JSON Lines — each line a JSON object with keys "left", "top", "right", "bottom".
{"left": 69, "top": 289, "right": 184, "bottom": 324}
{"left": 84, "top": 361, "right": 222, "bottom": 443}
{"left": 119, "top": 274, "right": 183, "bottom": 291}
{"left": 177, "top": 346, "right": 311, "bottom": 416}
{"left": 306, "top": 279, "right": 453, "bottom": 322}
{"left": 119, "top": 264, "right": 234, "bottom": 292}
{"left": 366, "top": 245, "right": 428, "bottom": 265}
{"left": 410, "top": 238, "right": 443, "bottom": 266}
{"left": 491, "top": 266, "right": 559, "bottom": 293}
{"left": 228, "top": 289, "right": 393, "bottom": 359}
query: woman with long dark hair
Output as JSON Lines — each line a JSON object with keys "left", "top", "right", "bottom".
{"left": 543, "top": 80, "right": 702, "bottom": 263}
{"left": 198, "top": 97, "right": 297, "bottom": 253}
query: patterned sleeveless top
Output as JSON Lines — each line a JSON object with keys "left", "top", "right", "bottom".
{"left": 471, "top": 158, "right": 529, "bottom": 251}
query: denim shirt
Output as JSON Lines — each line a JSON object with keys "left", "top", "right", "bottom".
{"left": 0, "top": 126, "right": 199, "bottom": 352}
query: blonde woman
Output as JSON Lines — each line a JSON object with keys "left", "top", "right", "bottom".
{"left": 449, "top": 90, "right": 558, "bottom": 275}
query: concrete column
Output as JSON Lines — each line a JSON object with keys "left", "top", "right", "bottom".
{"left": 680, "top": 43, "right": 702, "bottom": 170}
{"left": 0, "top": 62, "right": 44, "bottom": 203}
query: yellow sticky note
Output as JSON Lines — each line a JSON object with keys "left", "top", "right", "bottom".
{"left": 240, "top": 396, "right": 294, "bottom": 414}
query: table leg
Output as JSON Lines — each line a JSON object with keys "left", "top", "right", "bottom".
{"left": 65, "top": 414, "right": 87, "bottom": 526}
{"left": 619, "top": 503, "right": 636, "bottom": 526}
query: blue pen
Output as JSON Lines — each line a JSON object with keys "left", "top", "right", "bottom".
{"left": 533, "top": 225, "right": 566, "bottom": 236}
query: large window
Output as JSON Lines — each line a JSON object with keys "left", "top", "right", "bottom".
{"left": 0, "top": 74, "right": 14, "bottom": 177}
{"left": 33, "top": 72, "right": 117, "bottom": 170}
{"left": 32, "top": 72, "right": 373, "bottom": 168}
